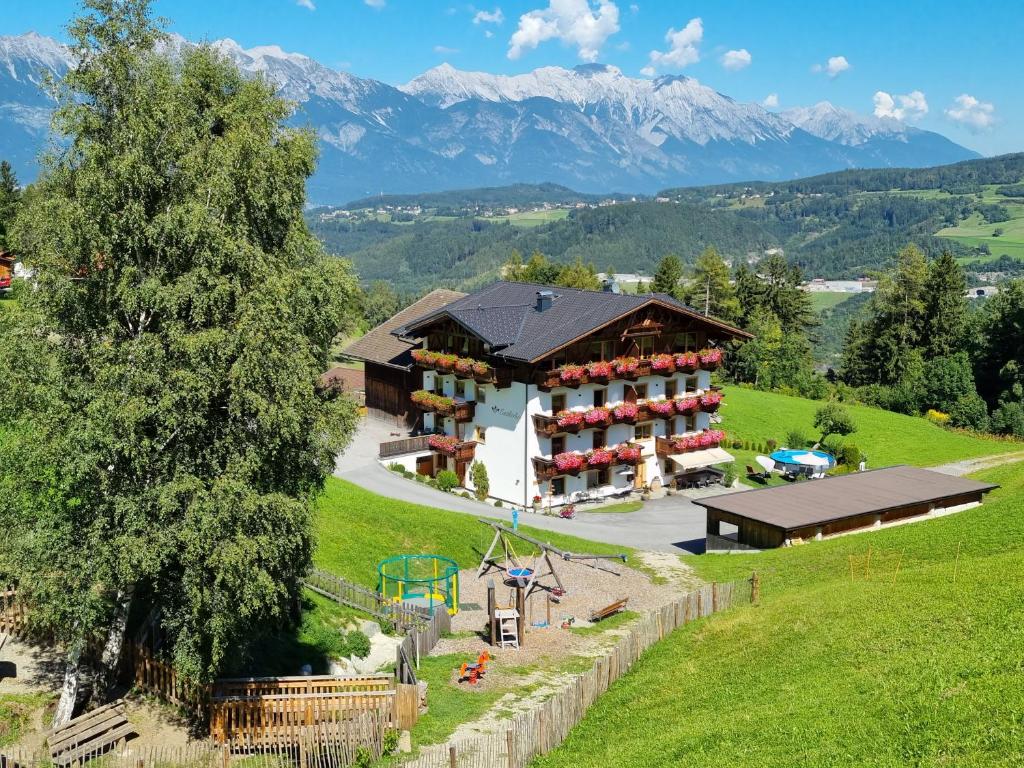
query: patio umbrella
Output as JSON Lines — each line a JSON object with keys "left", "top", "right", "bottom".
{"left": 755, "top": 455, "right": 776, "bottom": 473}
{"left": 791, "top": 451, "right": 834, "bottom": 468}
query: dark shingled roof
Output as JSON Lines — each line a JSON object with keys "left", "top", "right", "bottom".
{"left": 392, "top": 280, "right": 751, "bottom": 363}
{"left": 694, "top": 466, "right": 999, "bottom": 532}
{"left": 345, "top": 288, "right": 466, "bottom": 369}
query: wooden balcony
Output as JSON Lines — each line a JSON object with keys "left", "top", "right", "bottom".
{"left": 412, "top": 352, "right": 513, "bottom": 389}
{"left": 410, "top": 393, "right": 476, "bottom": 422}
{"left": 430, "top": 439, "right": 477, "bottom": 462}
{"left": 379, "top": 434, "right": 432, "bottom": 459}
{"left": 532, "top": 456, "right": 561, "bottom": 482}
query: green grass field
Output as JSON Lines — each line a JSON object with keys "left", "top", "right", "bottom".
{"left": 534, "top": 460, "right": 1024, "bottom": 768}
{"left": 314, "top": 478, "right": 633, "bottom": 587}
{"left": 720, "top": 386, "right": 1018, "bottom": 467}
{"left": 808, "top": 291, "right": 855, "bottom": 312}
{"left": 480, "top": 209, "right": 570, "bottom": 227}
{"left": 938, "top": 209, "right": 1024, "bottom": 261}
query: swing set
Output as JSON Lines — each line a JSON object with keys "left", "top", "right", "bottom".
{"left": 476, "top": 520, "right": 628, "bottom": 600}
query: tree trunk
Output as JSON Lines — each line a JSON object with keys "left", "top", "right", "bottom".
{"left": 95, "top": 587, "right": 134, "bottom": 703}
{"left": 53, "top": 639, "right": 85, "bottom": 728}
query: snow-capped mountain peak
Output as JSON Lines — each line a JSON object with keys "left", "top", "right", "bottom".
{"left": 782, "top": 101, "right": 909, "bottom": 146}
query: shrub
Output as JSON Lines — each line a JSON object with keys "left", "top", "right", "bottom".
{"left": 470, "top": 461, "right": 490, "bottom": 501}
{"left": 765, "top": 438, "right": 778, "bottom": 451}
{"left": 494, "top": 499, "right": 503, "bottom": 508}
{"left": 948, "top": 393, "right": 991, "bottom": 432}
{"left": 401, "top": 470, "right": 414, "bottom": 479}
{"left": 382, "top": 731, "right": 400, "bottom": 757}
{"left": 732, "top": 438, "right": 743, "bottom": 449}
{"left": 340, "top": 629, "right": 371, "bottom": 659}
{"left": 723, "top": 463, "right": 737, "bottom": 487}
{"left": 820, "top": 436, "right": 844, "bottom": 458}
{"left": 786, "top": 430, "right": 809, "bottom": 449}
{"left": 414, "top": 473, "right": 427, "bottom": 483}
{"left": 925, "top": 409, "right": 951, "bottom": 426}
{"left": 435, "top": 470, "right": 459, "bottom": 492}
{"left": 841, "top": 443, "right": 863, "bottom": 467}
{"left": 387, "top": 462, "right": 404, "bottom": 473}
{"left": 814, "top": 403, "right": 856, "bottom": 442}
{"left": 461, "top": 491, "right": 472, "bottom": 499}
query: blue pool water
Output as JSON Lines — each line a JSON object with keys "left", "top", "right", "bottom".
{"left": 769, "top": 449, "right": 836, "bottom": 466}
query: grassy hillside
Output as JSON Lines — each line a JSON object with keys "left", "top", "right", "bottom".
{"left": 314, "top": 478, "right": 632, "bottom": 587}
{"left": 534, "top": 461, "right": 1024, "bottom": 768}
{"left": 720, "top": 386, "right": 1017, "bottom": 467}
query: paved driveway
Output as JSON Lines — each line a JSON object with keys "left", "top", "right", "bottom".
{"left": 333, "top": 418, "right": 710, "bottom": 554}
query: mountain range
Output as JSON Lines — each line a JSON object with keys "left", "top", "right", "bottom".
{"left": 1, "top": 32, "right": 979, "bottom": 205}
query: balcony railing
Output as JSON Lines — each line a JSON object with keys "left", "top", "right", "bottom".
{"left": 428, "top": 436, "right": 477, "bottom": 462}
{"left": 532, "top": 443, "right": 643, "bottom": 482}
{"left": 655, "top": 430, "right": 726, "bottom": 457}
{"left": 535, "top": 350, "right": 723, "bottom": 391}
{"left": 410, "top": 391, "right": 476, "bottom": 422}
{"left": 411, "top": 350, "right": 512, "bottom": 388}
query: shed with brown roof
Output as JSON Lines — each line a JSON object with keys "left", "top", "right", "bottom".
{"left": 344, "top": 288, "right": 465, "bottom": 425}
{"left": 696, "top": 466, "right": 999, "bottom": 551}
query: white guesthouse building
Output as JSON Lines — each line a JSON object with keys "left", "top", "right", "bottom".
{"left": 350, "top": 281, "right": 750, "bottom": 509}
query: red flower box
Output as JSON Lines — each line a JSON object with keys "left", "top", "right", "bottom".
{"left": 428, "top": 434, "right": 460, "bottom": 454}
{"left": 411, "top": 349, "right": 438, "bottom": 366}
{"left": 674, "top": 352, "right": 699, "bottom": 373}
{"left": 584, "top": 407, "right": 611, "bottom": 426}
{"left": 587, "top": 361, "right": 613, "bottom": 381}
{"left": 699, "top": 348, "right": 724, "bottom": 370}
{"left": 556, "top": 410, "right": 584, "bottom": 429}
{"left": 585, "top": 448, "right": 614, "bottom": 467}
{"left": 614, "top": 444, "right": 641, "bottom": 464}
{"left": 675, "top": 397, "right": 699, "bottom": 414}
{"left": 553, "top": 452, "right": 585, "bottom": 474}
{"left": 613, "top": 356, "right": 639, "bottom": 377}
{"left": 472, "top": 361, "right": 491, "bottom": 377}
{"left": 454, "top": 358, "right": 474, "bottom": 375}
{"left": 699, "top": 392, "right": 723, "bottom": 412}
{"left": 560, "top": 364, "right": 587, "bottom": 385}
{"left": 650, "top": 354, "right": 676, "bottom": 374}
{"left": 435, "top": 353, "right": 457, "bottom": 371}
{"left": 612, "top": 402, "right": 639, "bottom": 423}
{"left": 647, "top": 399, "right": 676, "bottom": 417}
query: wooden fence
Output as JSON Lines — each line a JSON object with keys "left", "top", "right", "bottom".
{"left": 303, "top": 568, "right": 430, "bottom": 632}
{"left": 125, "top": 641, "right": 209, "bottom": 716}
{"left": 403, "top": 580, "right": 750, "bottom": 767}
{"left": 0, "top": 711, "right": 389, "bottom": 768}
{"left": 396, "top": 605, "right": 451, "bottom": 686}
{"left": 1, "top": 587, "right": 27, "bottom": 636}
{"left": 379, "top": 435, "right": 432, "bottom": 459}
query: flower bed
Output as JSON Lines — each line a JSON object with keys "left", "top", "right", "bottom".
{"left": 585, "top": 448, "right": 614, "bottom": 467}
{"left": 699, "top": 391, "right": 723, "bottom": 412}
{"left": 614, "top": 444, "right": 641, "bottom": 464}
{"left": 612, "top": 402, "right": 639, "bottom": 423}
{"left": 646, "top": 399, "right": 676, "bottom": 417}
{"left": 650, "top": 354, "right": 676, "bottom": 374}
{"left": 675, "top": 397, "right": 699, "bottom": 415}
{"left": 553, "top": 452, "right": 585, "bottom": 474}
{"left": 698, "top": 348, "right": 724, "bottom": 370}
{"left": 584, "top": 407, "right": 611, "bottom": 426}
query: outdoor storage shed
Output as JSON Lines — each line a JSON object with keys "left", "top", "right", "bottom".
{"left": 696, "top": 465, "right": 999, "bottom": 551}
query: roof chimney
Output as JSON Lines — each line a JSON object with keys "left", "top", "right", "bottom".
{"left": 536, "top": 290, "right": 554, "bottom": 312}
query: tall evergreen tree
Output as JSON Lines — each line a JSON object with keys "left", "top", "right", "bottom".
{"left": 0, "top": 0, "right": 360, "bottom": 720}
{"left": 683, "top": 246, "right": 740, "bottom": 323}
{"left": 555, "top": 256, "right": 601, "bottom": 291}
{"left": 0, "top": 160, "right": 20, "bottom": 251}
{"left": 922, "top": 251, "right": 968, "bottom": 359}
{"left": 650, "top": 254, "right": 683, "bottom": 298}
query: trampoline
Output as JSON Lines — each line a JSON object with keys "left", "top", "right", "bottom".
{"left": 378, "top": 554, "right": 460, "bottom": 615}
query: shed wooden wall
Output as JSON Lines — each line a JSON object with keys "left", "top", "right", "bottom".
{"left": 365, "top": 362, "right": 421, "bottom": 427}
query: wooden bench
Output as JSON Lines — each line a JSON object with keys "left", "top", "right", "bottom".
{"left": 46, "top": 699, "right": 135, "bottom": 767}
{"left": 589, "top": 598, "right": 629, "bottom": 623}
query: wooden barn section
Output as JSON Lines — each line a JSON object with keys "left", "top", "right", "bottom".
{"left": 344, "top": 288, "right": 464, "bottom": 427}
{"left": 697, "top": 466, "right": 999, "bottom": 551}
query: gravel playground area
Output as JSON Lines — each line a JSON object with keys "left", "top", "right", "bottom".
{"left": 432, "top": 555, "right": 686, "bottom": 669}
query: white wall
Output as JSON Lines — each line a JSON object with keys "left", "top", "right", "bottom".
{"left": 466, "top": 380, "right": 532, "bottom": 506}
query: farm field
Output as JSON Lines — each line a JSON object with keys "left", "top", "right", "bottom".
{"left": 534, "top": 461, "right": 1024, "bottom": 768}
{"left": 720, "top": 385, "right": 1018, "bottom": 468}
{"left": 807, "top": 291, "right": 855, "bottom": 312}
{"left": 479, "top": 209, "right": 569, "bottom": 227}
{"left": 938, "top": 210, "right": 1024, "bottom": 262}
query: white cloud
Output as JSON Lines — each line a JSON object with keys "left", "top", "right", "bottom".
{"left": 484, "top": 29, "right": 494, "bottom": 38}
{"left": 473, "top": 7, "right": 504, "bottom": 25}
{"left": 629, "top": 3, "right": 639, "bottom": 12}
{"left": 720, "top": 48, "right": 751, "bottom": 71}
{"left": 640, "top": 65, "right": 655, "bottom": 77}
{"left": 364, "top": 0, "right": 386, "bottom": 7}
{"left": 873, "top": 89, "right": 928, "bottom": 122}
{"left": 812, "top": 55, "right": 849, "bottom": 78}
{"left": 508, "top": 0, "right": 620, "bottom": 63}
{"left": 945, "top": 93, "right": 996, "bottom": 130}
{"left": 295, "top": 0, "right": 315, "bottom": 9}
{"left": 433, "top": 45, "right": 459, "bottom": 54}
{"left": 645, "top": 17, "right": 702, "bottom": 72}
{"left": 762, "top": 92, "right": 779, "bottom": 108}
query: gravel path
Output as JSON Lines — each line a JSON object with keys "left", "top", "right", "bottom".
{"left": 930, "top": 450, "right": 1024, "bottom": 477}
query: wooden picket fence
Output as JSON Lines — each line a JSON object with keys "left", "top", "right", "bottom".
{"left": 0, "top": 710, "right": 389, "bottom": 768}
{"left": 126, "top": 641, "right": 210, "bottom": 715}
{"left": 303, "top": 568, "right": 431, "bottom": 632}
{"left": 397, "top": 606, "right": 451, "bottom": 686}
{"left": 403, "top": 579, "right": 751, "bottom": 767}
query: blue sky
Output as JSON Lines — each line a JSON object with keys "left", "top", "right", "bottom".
{"left": 7, "top": 0, "right": 1022, "bottom": 155}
